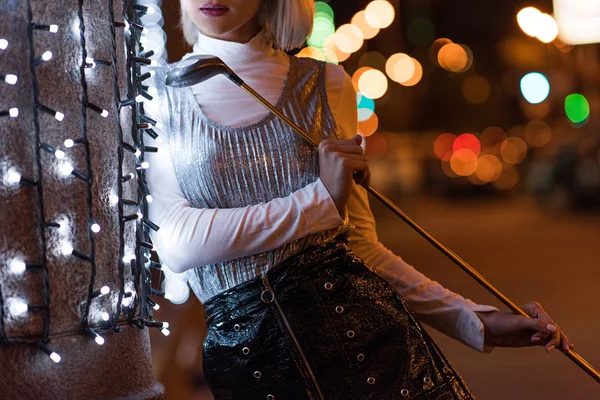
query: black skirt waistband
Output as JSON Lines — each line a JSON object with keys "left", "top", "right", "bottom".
{"left": 203, "top": 239, "right": 353, "bottom": 323}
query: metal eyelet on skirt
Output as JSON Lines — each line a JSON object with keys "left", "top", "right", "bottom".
{"left": 254, "top": 371, "right": 262, "bottom": 379}
{"left": 367, "top": 377, "right": 376, "bottom": 385}
{"left": 242, "top": 347, "right": 250, "bottom": 355}
{"left": 423, "top": 376, "right": 432, "bottom": 384}
{"left": 357, "top": 353, "right": 365, "bottom": 362}
{"left": 261, "top": 290, "right": 274, "bottom": 303}
{"left": 400, "top": 388, "right": 410, "bottom": 397}
{"left": 442, "top": 366, "right": 451, "bottom": 374}
{"left": 346, "top": 330, "right": 355, "bottom": 338}
{"left": 266, "top": 395, "right": 275, "bottom": 400}
{"left": 324, "top": 282, "right": 333, "bottom": 290}
{"left": 335, "top": 306, "right": 344, "bottom": 314}
{"left": 234, "top": 324, "right": 241, "bottom": 332}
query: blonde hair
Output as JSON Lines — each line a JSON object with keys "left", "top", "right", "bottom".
{"left": 180, "top": 0, "right": 315, "bottom": 51}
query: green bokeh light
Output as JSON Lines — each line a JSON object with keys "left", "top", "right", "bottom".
{"left": 308, "top": 16, "right": 335, "bottom": 47}
{"left": 315, "top": 2, "right": 334, "bottom": 21}
{"left": 564, "top": 93, "right": 590, "bottom": 124}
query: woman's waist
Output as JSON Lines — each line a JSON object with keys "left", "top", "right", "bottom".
{"left": 186, "top": 225, "right": 352, "bottom": 304}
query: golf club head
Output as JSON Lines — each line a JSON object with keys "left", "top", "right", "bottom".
{"left": 165, "top": 54, "right": 243, "bottom": 88}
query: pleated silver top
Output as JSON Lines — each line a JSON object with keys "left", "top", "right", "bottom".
{"left": 155, "top": 56, "right": 352, "bottom": 303}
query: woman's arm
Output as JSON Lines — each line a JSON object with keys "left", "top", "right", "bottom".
{"left": 326, "top": 62, "right": 498, "bottom": 352}
{"left": 144, "top": 133, "right": 343, "bottom": 273}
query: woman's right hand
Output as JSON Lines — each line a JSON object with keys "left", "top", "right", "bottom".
{"left": 319, "top": 134, "right": 370, "bottom": 211}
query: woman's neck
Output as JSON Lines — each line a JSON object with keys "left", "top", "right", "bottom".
{"left": 200, "top": 16, "right": 261, "bottom": 44}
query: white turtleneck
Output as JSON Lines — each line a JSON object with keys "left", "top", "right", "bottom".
{"left": 143, "top": 30, "right": 498, "bottom": 353}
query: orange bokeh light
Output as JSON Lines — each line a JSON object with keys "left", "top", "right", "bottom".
{"left": 500, "top": 137, "right": 528, "bottom": 165}
{"left": 352, "top": 10, "right": 380, "bottom": 40}
{"left": 434, "top": 133, "right": 456, "bottom": 161}
{"left": 400, "top": 58, "right": 423, "bottom": 87}
{"left": 475, "top": 154, "right": 503, "bottom": 182}
{"left": 335, "top": 24, "right": 364, "bottom": 53}
{"left": 358, "top": 112, "right": 379, "bottom": 137}
{"left": 451, "top": 148, "right": 478, "bottom": 176}
{"left": 351, "top": 67, "right": 374, "bottom": 92}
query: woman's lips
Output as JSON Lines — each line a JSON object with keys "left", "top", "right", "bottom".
{"left": 199, "top": 3, "right": 229, "bottom": 17}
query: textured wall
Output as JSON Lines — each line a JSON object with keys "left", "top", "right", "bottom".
{"left": 0, "top": 0, "right": 164, "bottom": 398}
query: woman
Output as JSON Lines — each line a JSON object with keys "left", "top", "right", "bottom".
{"left": 143, "top": 1, "right": 572, "bottom": 398}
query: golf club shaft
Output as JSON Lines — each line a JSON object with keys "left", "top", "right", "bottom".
{"left": 240, "top": 82, "right": 600, "bottom": 384}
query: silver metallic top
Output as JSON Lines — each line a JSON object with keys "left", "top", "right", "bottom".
{"left": 153, "top": 56, "right": 351, "bottom": 303}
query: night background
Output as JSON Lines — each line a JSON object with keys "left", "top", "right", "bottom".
{"left": 146, "top": 1, "right": 600, "bottom": 398}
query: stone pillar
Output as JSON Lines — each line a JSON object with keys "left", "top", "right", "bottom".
{"left": 0, "top": 0, "right": 165, "bottom": 398}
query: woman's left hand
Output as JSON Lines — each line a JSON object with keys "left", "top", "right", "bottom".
{"left": 476, "top": 301, "right": 575, "bottom": 353}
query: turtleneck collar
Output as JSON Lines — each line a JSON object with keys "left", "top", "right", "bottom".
{"left": 189, "top": 29, "right": 274, "bottom": 63}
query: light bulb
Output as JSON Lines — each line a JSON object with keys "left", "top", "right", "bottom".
{"left": 49, "top": 24, "right": 59, "bottom": 33}
{"left": 9, "top": 108, "right": 18, "bottom": 118}
{"left": 10, "top": 260, "right": 26, "bottom": 274}
{"left": 100, "top": 110, "right": 109, "bottom": 118}
{"left": 135, "top": 94, "right": 144, "bottom": 103}
{"left": 91, "top": 223, "right": 101, "bottom": 233}
{"left": 161, "top": 328, "right": 171, "bottom": 336}
{"left": 10, "top": 300, "right": 28, "bottom": 315}
{"left": 94, "top": 336, "right": 105, "bottom": 345}
{"left": 55, "top": 111, "right": 64, "bottom": 121}
{"left": 42, "top": 51, "right": 53, "bottom": 61}
{"left": 141, "top": 161, "right": 150, "bottom": 169}
{"left": 61, "top": 242, "right": 74, "bottom": 256}
{"left": 0, "top": 39, "right": 8, "bottom": 50}
{"left": 101, "top": 312, "right": 110, "bottom": 321}
{"left": 153, "top": 303, "right": 160, "bottom": 310}
{"left": 135, "top": 149, "right": 142, "bottom": 157}
{"left": 162, "top": 322, "right": 169, "bottom": 329}
{"left": 59, "top": 162, "right": 75, "bottom": 177}
{"left": 64, "top": 139, "right": 74, "bottom": 148}
{"left": 6, "top": 167, "right": 22, "bottom": 185}
{"left": 54, "top": 150, "right": 65, "bottom": 159}
{"left": 50, "top": 352, "right": 62, "bottom": 363}
{"left": 5, "top": 74, "right": 17, "bottom": 85}
{"left": 164, "top": 292, "right": 173, "bottom": 300}
{"left": 110, "top": 193, "right": 120, "bottom": 205}
{"left": 100, "top": 286, "right": 110, "bottom": 295}
{"left": 146, "top": 195, "right": 153, "bottom": 203}
{"left": 136, "top": 211, "right": 144, "bottom": 220}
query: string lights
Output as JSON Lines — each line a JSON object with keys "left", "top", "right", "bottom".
{"left": 1, "top": 0, "right": 172, "bottom": 371}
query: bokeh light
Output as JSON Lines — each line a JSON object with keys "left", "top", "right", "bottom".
{"left": 517, "top": 7, "right": 542, "bottom": 37}
{"left": 296, "top": 46, "right": 326, "bottom": 61}
{"left": 525, "top": 120, "right": 552, "bottom": 147}
{"left": 407, "top": 17, "right": 435, "bottom": 47}
{"left": 315, "top": 1, "right": 334, "bottom": 21}
{"left": 500, "top": 137, "right": 528, "bottom": 165}
{"left": 520, "top": 72, "right": 550, "bottom": 104}
{"left": 493, "top": 167, "right": 519, "bottom": 190}
{"left": 322, "top": 35, "right": 350, "bottom": 63}
{"left": 450, "top": 148, "right": 478, "bottom": 176}
{"left": 536, "top": 13, "right": 559, "bottom": 43}
{"left": 335, "top": 24, "right": 364, "bottom": 53}
{"left": 430, "top": 38, "right": 452, "bottom": 64}
{"left": 475, "top": 155, "right": 503, "bottom": 182}
{"left": 434, "top": 133, "right": 456, "bottom": 161}
{"left": 351, "top": 10, "right": 380, "bottom": 40}
{"left": 365, "top": 0, "right": 395, "bottom": 29}
{"left": 564, "top": 93, "right": 590, "bottom": 124}
{"left": 481, "top": 126, "right": 506, "bottom": 153}
{"left": 399, "top": 58, "right": 423, "bottom": 86}
{"left": 438, "top": 43, "right": 470, "bottom": 72}
{"left": 357, "top": 93, "right": 375, "bottom": 122}
{"left": 358, "top": 112, "right": 379, "bottom": 137}
{"left": 358, "top": 69, "right": 388, "bottom": 99}
{"left": 453, "top": 133, "right": 481, "bottom": 156}
{"left": 385, "top": 53, "right": 414, "bottom": 83}
{"left": 462, "top": 75, "right": 491, "bottom": 104}
{"left": 308, "top": 16, "right": 335, "bottom": 47}
{"left": 359, "top": 51, "right": 386, "bottom": 72}
{"left": 352, "top": 66, "right": 374, "bottom": 91}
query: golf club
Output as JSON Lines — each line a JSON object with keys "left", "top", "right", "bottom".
{"left": 165, "top": 54, "right": 599, "bottom": 383}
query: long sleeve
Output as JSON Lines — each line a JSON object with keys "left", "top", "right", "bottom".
{"left": 326, "top": 63, "right": 499, "bottom": 352}
{"left": 141, "top": 65, "right": 343, "bottom": 273}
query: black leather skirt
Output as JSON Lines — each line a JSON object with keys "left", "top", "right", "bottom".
{"left": 202, "top": 240, "right": 476, "bottom": 400}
